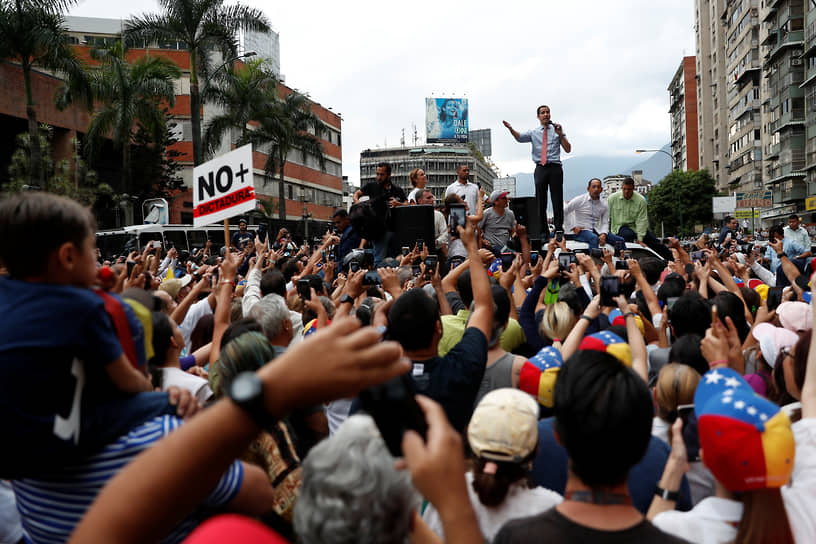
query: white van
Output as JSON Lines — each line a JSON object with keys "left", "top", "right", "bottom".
{"left": 96, "top": 224, "right": 246, "bottom": 260}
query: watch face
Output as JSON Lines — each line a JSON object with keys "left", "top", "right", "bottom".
{"left": 231, "top": 372, "right": 261, "bottom": 401}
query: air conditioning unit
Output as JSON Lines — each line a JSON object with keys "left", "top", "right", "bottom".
{"left": 792, "top": 58, "right": 803, "bottom": 65}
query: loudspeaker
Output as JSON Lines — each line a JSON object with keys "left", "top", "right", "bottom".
{"left": 510, "top": 197, "right": 542, "bottom": 238}
{"left": 392, "top": 205, "right": 436, "bottom": 250}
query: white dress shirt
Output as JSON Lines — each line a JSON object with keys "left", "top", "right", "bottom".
{"left": 562, "top": 193, "right": 609, "bottom": 234}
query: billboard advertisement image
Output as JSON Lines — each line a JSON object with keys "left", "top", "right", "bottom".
{"left": 426, "top": 98, "right": 468, "bottom": 143}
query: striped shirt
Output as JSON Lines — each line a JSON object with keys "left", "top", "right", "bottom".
{"left": 12, "top": 415, "right": 244, "bottom": 544}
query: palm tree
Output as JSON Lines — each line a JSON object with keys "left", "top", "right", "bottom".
{"left": 244, "top": 92, "right": 326, "bottom": 220}
{"left": 202, "top": 58, "right": 276, "bottom": 157}
{"left": 125, "top": 0, "right": 270, "bottom": 166}
{"left": 0, "top": 0, "right": 89, "bottom": 188}
{"left": 81, "top": 41, "right": 181, "bottom": 195}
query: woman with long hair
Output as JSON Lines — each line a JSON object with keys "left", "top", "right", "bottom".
{"left": 407, "top": 168, "right": 428, "bottom": 204}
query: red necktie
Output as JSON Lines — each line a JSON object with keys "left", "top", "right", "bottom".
{"left": 540, "top": 126, "right": 548, "bottom": 166}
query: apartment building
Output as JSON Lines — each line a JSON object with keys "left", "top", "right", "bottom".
{"left": 669, "top": 56, "right": 700, "bottom": 171}
{"left": 725, "top": 0, "right": 763, "bottom": 192}
{"left": 760, "top": 0, "right": 807, "bottom": 225}
{"left": 800, "top": 0, "right": 816, "bottom": 225}
{"left": 695, "top": 0, "right": 731, "bottom": 191}
{"left": 358, "top": 146, "right": 495, "bottom": 202}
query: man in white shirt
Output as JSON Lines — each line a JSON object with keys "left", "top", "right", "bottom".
{"left": 784, "top": 214, "right": 812, "bottom": 258}
{"left": 562, "top": 178, "right": 622, "bottom": 250}
{"left": 445, "top": 164, "right": 480, "bottom": 213}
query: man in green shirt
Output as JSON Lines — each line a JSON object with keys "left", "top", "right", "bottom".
{"left": 607, "top": 177, "right": 672, "bottom": 260}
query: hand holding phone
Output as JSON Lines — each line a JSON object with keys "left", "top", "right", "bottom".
{"left": 297, "top": 279, "right": 311, "bottom": 301}
{"left": 358, "top": 374, "right": 428, "bottom": 457}
{"left": 600, "top": 275, "right": 621, "bottom": 307}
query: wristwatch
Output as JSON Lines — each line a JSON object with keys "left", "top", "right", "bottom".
{"left": 654, "top": 485, "right": 680, "bottom": 502}
{"left": 227, "top": 371, "right": 272, "bottom": 428}
{"left": 339, "top": 294, "right": 355, "bottom": 305}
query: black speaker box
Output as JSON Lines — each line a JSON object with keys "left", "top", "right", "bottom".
{"left": 392, "top": 205, "right": 436, "bottom": 250}
{"left": 510, "top": 196, "right": 542, "bottom": 239}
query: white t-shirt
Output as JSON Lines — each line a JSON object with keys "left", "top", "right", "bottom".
{"left": 160, "top": 366, "right": 213, "bottom": 404}
{"left": 422, "top": 471, "right": 562, "bottom": 541}
{"left": 652, "top": 496, "right": 741, "bottom": 544}
{"left": 445, "top": 180, "right": 480, "bottom": 213}
{"left": 179, "top": 296, "right": 213, "bottom": 352}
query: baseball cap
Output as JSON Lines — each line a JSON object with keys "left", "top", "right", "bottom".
{"left": 776, "top": 301, "right": 812, "bottom": 333}
{"left": 159, "top": 275, "right": 193, "bottom": 299}
{"left": 695, "top": 368, "right": 794, "bottom": 491}
{"left": 578, "top": 331, "right": 632, "bottom": 367}
{"left": 518, "top": 346, "right": 563, "bottom": 407}
{"left": 751, "top": 323, "right": 799, "bottom": 368}
{"left": 489, "top": 190, "right": 509, "bottom": 202}
{"left": 468, "top": 388, "right": 539, "bottom": 463}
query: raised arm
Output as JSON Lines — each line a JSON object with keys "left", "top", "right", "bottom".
{"left": 460, "top": 222, "right": 493, "bottom": 339}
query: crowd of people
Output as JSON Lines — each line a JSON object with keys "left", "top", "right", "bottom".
{"left": 1, "top": 182, "right": 815, "bottom": 544}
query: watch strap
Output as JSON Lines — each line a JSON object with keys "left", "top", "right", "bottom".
{"left": 654, "top": 485, "right": 680, "bottom": 501}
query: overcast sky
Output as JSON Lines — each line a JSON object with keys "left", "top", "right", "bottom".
{"left": 69, "top": 0, "right": 696, "bottom": 187}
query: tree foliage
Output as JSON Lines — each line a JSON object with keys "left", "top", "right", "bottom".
{"left": 125, "top": 0, "right": 270, "bottom": 165}
{"left": 647, "top": 169, "right": 717, "bottom": 237}
{"left": 0, "top": 0, "right": 90, "bottom": 188}
{"left": 3, "top": 126, "right": 113, "bottom": 208}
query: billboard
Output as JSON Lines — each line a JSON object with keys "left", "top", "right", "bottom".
{"left": 735, "top": 191, "right": 772, "bottom": 208}
{"left": 426, "top": 98, "right": 468, "bottom": 143}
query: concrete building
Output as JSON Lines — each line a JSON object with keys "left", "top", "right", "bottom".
{"left": 760, "top": 0, "right": 807, "bottom": 225}
{"left": 695, "top": 0, "right": 731, "bottom": 191}
{"left": 724, "top": 1, "right": 763, "bottom": 193}
{"left": 0, "top": 16, "right": 342, "bottom": 226}
{"left": 669, "top": 56, "right": 700, "bottom": 171}
{"left": 601, "top": 172, "right": 652, "bottom": 200}
{"left": 359, "top": 146, "right": 495, "bottom": 202}
{"left": 469, "top": 128, "right": 492, "bottom": 157}
{"left": 802, "top": 0, "right": 816, "bottom": 225}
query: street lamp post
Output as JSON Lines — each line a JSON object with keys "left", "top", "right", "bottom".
{"left": 635, "top": 148, "right": 683, "bottom": 236}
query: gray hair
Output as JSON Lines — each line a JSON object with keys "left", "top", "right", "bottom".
{"left": 294, "top": 415, "right": 419, "bottom": 544}
{"left": 248, "top": 294, "right": 291, "bottom": 340}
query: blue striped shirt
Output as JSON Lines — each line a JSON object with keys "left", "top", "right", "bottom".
{"left": 12, "top": 415, "right": 244, "bottom": 544}
{"left": 517, "top": 124, "right": 565, "bottom": 164}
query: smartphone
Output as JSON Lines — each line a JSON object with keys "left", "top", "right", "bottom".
{"left": 600, "top": 275, "right": 621, "bottom": 307}
{"left": 623, "top": 250, "right": 632, "bottom": 260}
{"left": 321, "top": 250, "right": 326, "bottom": 261}
{"left": 362, "top": 249, "right": 375, "bottom": 269}
{"left": 126, "top": 260, "right": 136, "bottom": 277}
{"left": 530, "top": 251, "right": 539, "bottom": 265}
{"left": 590, "top": 248, "right": 604, "bottom": 259}
{"left": 691, "top": 250, "right": 704, "bottom": 260}
{"left": 678, "top": 404, "right": 701, "bottom": 462}
{"left": 558, "top": 251, "right": 575, "bottom": 271}
{"left": 449, "top": 256, "right": 465, "bottom": 270}
{"left": 152, "top": 241, "right": 162, "bottom": 249}
{"left": 416, "top": 239, "right": 425, "bottom": 251}
{"left": 424, "top": 255, "right": 438, "bottom": 279}
{"left": 767, "top": 286, "right": 783, "bottom": 311}
{"left": 350, "top": 261, "right": 361, "bottom": 273}
{"left": 448, "top": 204, "right": 466, "bottom": 237}
{"left": 615, "top": 260, "right": 629, "bottom": 270}
{"left": 500, "top": 252, "right": 515, "bottom": 272}
{"left": 362, "top": 270, "right": 381, "bottom": 285}
{"left": 257, "top": 223, "right": 268, "bottom": 243}
{"left": 358, "top": 373, "right": 428, "bottom": 458}
{"left": 667, "top": 296, "right": 679, "bottom": 310}
{"left": 555, "top": 230, "right": 564, "bottom": 243}
{"left": 411, "top": 265, "right": 421, "bottom": 276}
{"left": 297, "top": 279, "right": 311, "bottom": 301}
{"left": 614, "top": 240, "right": 625, "bottom": 256}
{"left": 401, "top": 246, "right": 410, "bottom": 257}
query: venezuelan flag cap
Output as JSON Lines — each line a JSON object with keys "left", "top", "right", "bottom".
{"left": 578, "top": 331, "right": 632, "bottom": 367}
{"left": 518, "top": 346, "right": 563, "bottom": 407}
{"left": 694, "top": 367, "right": 795, "bottom": 491}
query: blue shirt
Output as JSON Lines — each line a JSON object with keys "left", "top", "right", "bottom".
{"left": 12, "top": 415, "right": 244, "bottom": 544}
{"left": 531, "top": 417, "right": 692, "bottom": 514}
{"left": 517, "top": 124, "right": 565, "bottom": 164}
{"left": 337, "top": 224, "right": 361, "bottom": 264}
{"left": 765, "top": 238, "right": 807, "bottom": 273}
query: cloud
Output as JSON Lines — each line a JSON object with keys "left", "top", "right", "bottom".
{"left": 69, "top": 0, "right": 696, "bottom": 188}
